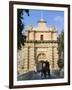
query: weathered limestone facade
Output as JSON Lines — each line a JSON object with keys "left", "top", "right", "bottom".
{"left": 17, "top": 19, "right": 59, "bottom": 75}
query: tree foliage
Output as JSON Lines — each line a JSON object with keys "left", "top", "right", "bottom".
{"left": 17, "top": 9, "right": 29, "bottom": 50}
{"left": 57, "top": 30, "right": 64, "bottom": 70}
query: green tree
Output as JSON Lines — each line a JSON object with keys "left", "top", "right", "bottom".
{"left": 17, "top": 9, "right": 29, "bottom": 50}
{"left": 57, "top": 30, "right": 64, "bottom": 70}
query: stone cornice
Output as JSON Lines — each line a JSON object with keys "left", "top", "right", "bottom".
{"left": 26, "top": 40, "right": 58, "bottom": 43}
{"left": 27, "top": 30, "right": 57, "bottom": 33}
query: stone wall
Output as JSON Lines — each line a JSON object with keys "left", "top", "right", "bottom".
{"left": 17, "top": 42, "right": 59, "bottom": 75}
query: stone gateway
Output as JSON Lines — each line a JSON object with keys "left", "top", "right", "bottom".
{"left": 17, "top": 19, "right": 59, "bottom": 75}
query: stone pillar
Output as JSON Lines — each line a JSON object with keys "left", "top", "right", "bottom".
{"left": 47, "top": 47, "right": 52, "bottom": 69}
{"left": 53, "top": 47, "right": 59, "bottom": 70}
{"left": 34, "top": 47, "right": 37, "bottom": 71}
{"left": 28, "top": 47, "right": 36, "bottom": 71}
{"left": 27, "top": 47, "right": 29, "bottom": 70}
{"left": 23, "top": 47, "right": 29, "bottom": 73}
{"left": 52, "top": 47, "right": 54, "bottom": 69}
{"left": 51, "top": 46, "right": 59, "bottom": 71}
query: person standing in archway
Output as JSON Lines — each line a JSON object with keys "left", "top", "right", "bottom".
{"left": 45, "top": 60, "right": 50, "bottom": 78}
{"left": 41, "top": 61, "right": 46, "bottom": 79}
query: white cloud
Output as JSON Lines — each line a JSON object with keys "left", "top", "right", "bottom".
{"left": 54, "top": 16, "right": 63, "bottom": 22}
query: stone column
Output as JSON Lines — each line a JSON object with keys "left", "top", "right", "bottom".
{"left": 22, "top": 47, "right": 29, "bottom": 73}
{"left": 52, "top": 46, "right": 54, "bottom": 69}
{"left": 53, "top": 47, "right": 59, "bottom": 70}
{"left": 28, "top": 47, "right": 36, "bottom": 71}
{"left": 34, "top": 47, "right": 37, "bottom": 71}
{"left": 27, "top": 47, "right": 30, "bottom": 70}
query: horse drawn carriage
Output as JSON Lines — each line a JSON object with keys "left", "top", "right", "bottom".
{"left": 37, "top": 60, "right": 50, "bottom": 78}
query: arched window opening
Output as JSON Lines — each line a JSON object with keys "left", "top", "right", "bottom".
{"left": 40, "top": 35, "right": 43, "bottom": 40}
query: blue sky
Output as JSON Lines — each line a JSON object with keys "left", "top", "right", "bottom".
{"left": 22, "top": 9, "right": 64, "bottom": 34}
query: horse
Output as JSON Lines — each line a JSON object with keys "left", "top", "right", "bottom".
{"left": 40, "top": 61, "right": 50, "bottom": 78}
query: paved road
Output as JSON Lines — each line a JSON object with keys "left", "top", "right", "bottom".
{"left": 17, "top": 70, "right": 64, "bottom": 81}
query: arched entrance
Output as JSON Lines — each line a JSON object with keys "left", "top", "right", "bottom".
{"left": 36, "top": 53, "right": 47, "bottom": 71}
